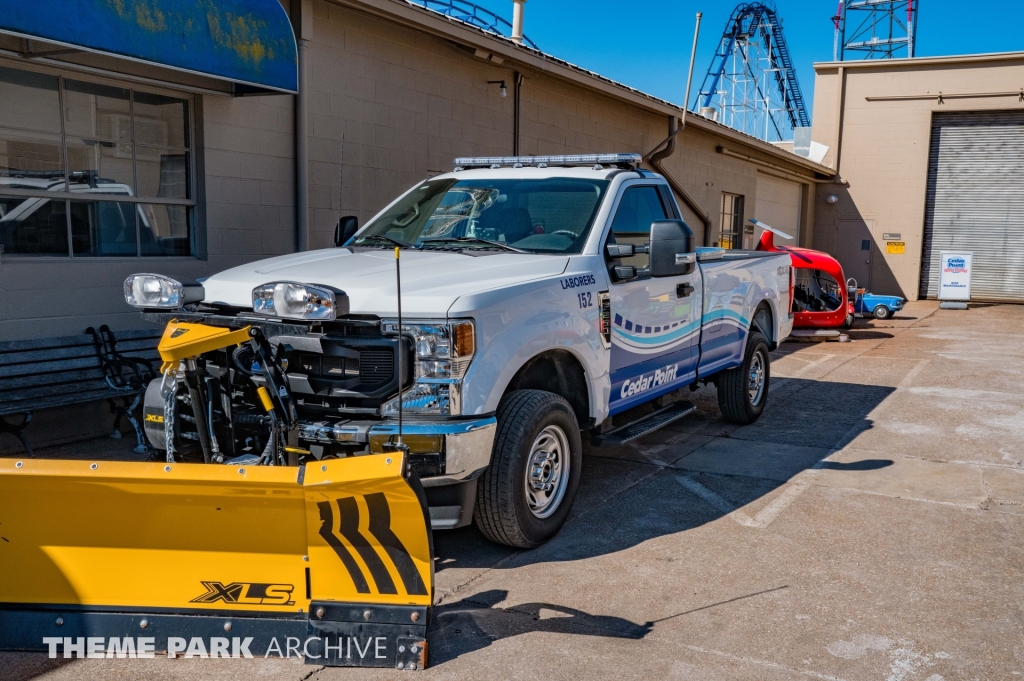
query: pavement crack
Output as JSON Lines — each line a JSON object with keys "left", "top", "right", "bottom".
{"left": 300, "top": 665, "right": 325, "bottom": 681}
{"left": 978, "top": 467, "right": 995, "bottom": 511}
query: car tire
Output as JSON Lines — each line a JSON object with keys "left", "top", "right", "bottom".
{"left": 873, "top": 305, "right": 890, "bottom": 320}
{"left": 844, "top": 313, "right": 855, "bottom": 328}
{"left": 717, "top": 331, "right": 771, "bottom": 425}
{"left": 474, "top": 389, "right": 582, "bottom": 549}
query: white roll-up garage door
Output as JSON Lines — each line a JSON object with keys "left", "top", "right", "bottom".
{"left": 921, "top": 110, "right": 1024, "bottom": 302}
{"left": 754, "top": 173, "right": 801, "bottom": 247}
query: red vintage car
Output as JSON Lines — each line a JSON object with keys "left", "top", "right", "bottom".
{"left": 754, "top": 223, "right": 855, "bottom": 329}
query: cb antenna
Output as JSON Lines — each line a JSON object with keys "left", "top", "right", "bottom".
{"left": 393, "top": 247, "right": 408, "bottom": 455}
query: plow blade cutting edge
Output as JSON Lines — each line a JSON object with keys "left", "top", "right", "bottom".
{"left": 0, "top": 453, "right": 433, "bottom": 669}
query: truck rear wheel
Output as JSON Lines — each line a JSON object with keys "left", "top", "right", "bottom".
{"left": 474, "top": 390, "right": 582, "bottom": 548}
{"left": 717, "top": 331, "right": 770, "bottom": 425}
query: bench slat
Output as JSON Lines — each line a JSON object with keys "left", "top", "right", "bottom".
{"left": 0, "top": 356, "right": 105, "bottom": 379}
{"left": 0, "top": 345, "right": 108, "bottom": 365}
{"left": 106, "top": 328, "right": 163, "bottom": 341}
{"left": 0, "top": 329, "right": 162, "bottom": 354}
{"left": 1, "top": 379, "right": 115, "bottom": 403}
{"left": 0, "top": 340, "right": 161, "bottom": 365}
{"left": 0, "top": 334, "right": 99, "bottom": 354}
{"left": 0, "top": 389, "right": 123, "bottom": 416}
{"left": 0, "top": 350, "right": 160, "bottom": 379}
{"left": 0, "top": 367, "right": 108, "bottom": 391}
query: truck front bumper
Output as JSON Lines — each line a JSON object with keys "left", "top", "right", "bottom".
{"left": 298, "top": 416, "right": 496, "bottom": 487}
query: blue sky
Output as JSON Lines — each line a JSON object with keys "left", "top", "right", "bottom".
{"left": 467, "top": 0, "right": 1020, "bottom": 121}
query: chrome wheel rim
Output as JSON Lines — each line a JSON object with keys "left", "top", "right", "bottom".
{"left": 524, "top": 425, "right": 570, "bottom": 519}
{"left": 748, "top": 350, "right": 766, "bottom": 406}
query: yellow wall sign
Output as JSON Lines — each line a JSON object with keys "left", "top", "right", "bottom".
{"left": 886, "top": 241, "right": 905, "bottom": 254}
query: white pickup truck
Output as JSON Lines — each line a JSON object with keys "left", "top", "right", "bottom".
{"left": 126, "top": 153, "right": 793, "bottom": 549}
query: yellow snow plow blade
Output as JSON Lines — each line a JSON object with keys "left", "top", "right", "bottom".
{"left": 0, "top": 453, "right": 432, "bottom": 669}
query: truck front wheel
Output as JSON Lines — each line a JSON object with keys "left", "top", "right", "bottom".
{"left": 717, "top": 331, "right": 771, "bottom": 425}
{"left": 474, "top": 390, "right": 582, "bottom": 548}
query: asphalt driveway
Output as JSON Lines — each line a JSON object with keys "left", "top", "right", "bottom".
{"left": 6, "top": 301, "right": 1023, "bottom": 680}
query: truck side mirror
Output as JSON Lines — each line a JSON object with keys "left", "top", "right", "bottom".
{"left": 335, "top": 216, "right": 359, "bottom": 247}
{"left": 649, "top": 219, "right": 695, "bottom": 277}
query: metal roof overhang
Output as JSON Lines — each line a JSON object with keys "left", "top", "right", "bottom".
{"left": 0, "top": 0, "right": 298, "bottom": 94}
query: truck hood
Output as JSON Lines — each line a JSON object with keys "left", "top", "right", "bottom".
{"left": 202, "top": 248, "right": 570, "bottom": 316}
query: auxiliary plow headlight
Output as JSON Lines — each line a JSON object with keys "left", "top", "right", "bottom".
{"left": 252, "top": 281, "right": 348, "bottom": 321}
{"left": 124, "top": 274, "right": 204, "bottom": 309}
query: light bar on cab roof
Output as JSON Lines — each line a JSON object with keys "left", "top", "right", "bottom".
{"left": 453, "top": 153, "right": 641, "bottom": 169}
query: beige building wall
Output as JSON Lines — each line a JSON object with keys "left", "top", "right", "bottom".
{"left": 811, "top": 53, "right": 1024, "bottom": 299}
{"left": 755, "top": 174, "right": 802, "bottom": 246}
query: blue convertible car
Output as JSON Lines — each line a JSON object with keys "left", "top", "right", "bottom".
{"left": 852, "top": 290, "right": 905, "bottom": 319}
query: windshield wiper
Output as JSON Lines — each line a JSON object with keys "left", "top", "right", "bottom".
{"left": 420, "top": 236, "right": 527, "bottom": 253}
{"left": 352, "top": 234, "right": 413, "bottom": 249}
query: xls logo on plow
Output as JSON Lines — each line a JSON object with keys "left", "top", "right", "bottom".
{"left": 190, "top": 581, "right": 295, "bottom": 606}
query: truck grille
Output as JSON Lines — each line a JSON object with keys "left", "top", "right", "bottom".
{"left": 358, "top": 349, "right": 393, "bottom": 386}
{"left": 283, "top": 333, "right": 408, "bottom": 413}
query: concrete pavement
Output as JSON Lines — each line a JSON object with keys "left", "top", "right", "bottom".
{"left": 6, "top": 301, "right": 1023, "bottom": 680}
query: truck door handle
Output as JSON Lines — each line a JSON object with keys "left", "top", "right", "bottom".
{"left": 676, "top": 283, "right": 694, "bottom": 298}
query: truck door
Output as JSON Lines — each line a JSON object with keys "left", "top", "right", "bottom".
{"left": 604, "top": 182, "right": 703, "bottom": 415}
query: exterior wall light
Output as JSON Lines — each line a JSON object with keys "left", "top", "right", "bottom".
{"left": 488, "top": 80, "right": 507, "bottom": 97}
{"left": 826, "top": 194, "right": 838, "bottom": 204}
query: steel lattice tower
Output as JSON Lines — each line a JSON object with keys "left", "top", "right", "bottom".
{"left": 833, "top": 0, "right": 919, "bottom": 60}
{"left": 694, "top": 2, "right": 809, "bottom": 143}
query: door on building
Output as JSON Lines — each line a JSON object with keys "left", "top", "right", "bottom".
{"left": 754, "top": 174, "right": 802, "bottom": 248}
{"left": 605, "top": 182, "right": 703, "bottom": 415}
{"left": 921, "top": 111, "right": 1024, "bottom": 302}
{"left": 836, "top": 219, "right": 873, "bottom": 288}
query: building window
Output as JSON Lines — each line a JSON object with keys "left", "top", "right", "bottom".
{"left": 0, "top": 65, "right": 193, "bottom": 257}
{"left": 719, "top": 192, "right": 745, "bottom": 249}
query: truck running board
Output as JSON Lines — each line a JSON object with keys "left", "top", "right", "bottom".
{"left": 591, "top": 400, "right": 697, "bottom": 448}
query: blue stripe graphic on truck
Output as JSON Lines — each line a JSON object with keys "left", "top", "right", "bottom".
{"left": 613, "top": 318, "right": 700, "bottom": 346}
{"left": 700, "top": 309, "right": 749, "bottom": 329}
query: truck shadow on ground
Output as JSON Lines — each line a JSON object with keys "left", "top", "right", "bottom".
{"left": 428, "top": 374, "right": 895, "bottom": 663}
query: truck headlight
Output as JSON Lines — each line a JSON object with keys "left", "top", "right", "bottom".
{"left": 252, "top": 282, "right": 340, "bottom": 321}
{"left": 124, "top": 274, "right": 204, "bottom": 309}
{"left": 381, "top": 319, "right": 475, "bottom": 416}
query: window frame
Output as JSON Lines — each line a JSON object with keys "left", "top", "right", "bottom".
{"left": 719, "top": 192, "right": 745, "bottom": 250}
{"left": 599, "top": 180, "right": 671, "bottom": 283}
{"left": 0, "top": 59, "right": 197, "bottom": 259}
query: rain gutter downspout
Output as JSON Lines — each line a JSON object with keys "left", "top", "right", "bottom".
{"left": 296, "top": 37, "right": 309, "bottom": 252}
{"left": 646, "top": 118, "right": 713, "bottom": 246}
{"left": 642, "top": 13, "right": 713, "bottom": 245}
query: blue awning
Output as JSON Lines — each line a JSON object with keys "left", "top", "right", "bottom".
{"left": 0, "top": 0, "right": 298, "bottom": 93}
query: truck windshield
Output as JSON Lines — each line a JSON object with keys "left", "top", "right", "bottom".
{"left": 354, "top": 177, "right": 609, "bottom": 253}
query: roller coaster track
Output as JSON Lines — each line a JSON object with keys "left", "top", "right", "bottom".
{"left": 408, "top": 0, "right": 538, "bottom": 49}
{"left": 696, "top": 2, "right": 809, "bottom": 139}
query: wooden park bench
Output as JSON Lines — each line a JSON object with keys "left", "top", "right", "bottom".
{"left": 0, "top": 325, "right": 162, "bottom": 457}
